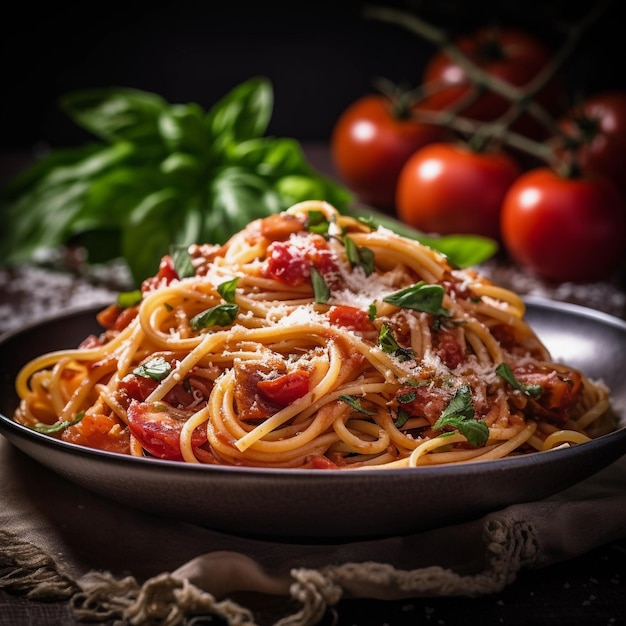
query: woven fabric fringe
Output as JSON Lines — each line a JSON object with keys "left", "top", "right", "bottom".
{"left": 0, "top": 517, "right": 540, "bottom": 625}
{"left": 0, "top": 530, "right": 79, "bottom": 601}
{"left": 71, "top": 571, "right": 256, "bottom": 626}
{"left": 318, "top": 518, "right": 540, "bottom": 600}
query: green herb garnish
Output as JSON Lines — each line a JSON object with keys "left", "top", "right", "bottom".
{"left": 117, "top": 289, "right": 142, "bottom": 308}
{"left": 344, "top": 236, "right": 375, "bottom": 276}
{"left": 378, "top": 324, "right": 414, "bottom": 362}
{"left": 217, "top": 277, "right": 239, "bottom": 303}
{"left": 33, "top": 411, "right": 85, "bottom": 434}
{"left": 433, "top": 385, "right": 489, "bottom": 446}
{"left": 394, "top": 409, "right": 410, "bottom": 429}
{"left": 133, "top": 356, "right": 171, "bottom": 381}
{"left": 383, "top": 282, "right": 451, "bottom": 317}
{"left": 347, "top": 208, "right": 497, "bottom": 269}
{"left": 397, "top": 390, "right": 417, "bottom": 404}
{"left": 339, "top": 395, "right": 377, "bottom": 416}
{"left": 306, "top": 210, "right": 330, "bottom": 235}
{"left": 496, "top": 363, "right": 542, "bottom": 398}
{"left": 170, "top": 244, "right": 195, "bottom": 279}
{"left": 190, "top": 303, "right": 239, "bottom": 330}
{"left": 311, "top": 267, "right": 330, "bottom": 303}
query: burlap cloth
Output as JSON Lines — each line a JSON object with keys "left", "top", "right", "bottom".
{"left": 1, "top": 434, "right": 625, "bottom": 626}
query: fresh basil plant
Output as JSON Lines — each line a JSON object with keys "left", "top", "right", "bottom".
{"left": 0, "top": 78, "right": 352, "bottom": 285}
{"left": 0, "top": 77, "right": 496, "bottom": 286}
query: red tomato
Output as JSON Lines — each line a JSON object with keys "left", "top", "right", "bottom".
{"left": 96, "top": 303, "right": 139, "bottom": 331}
{"left": 328, "top": 305, "right": 375, "bottom": 332}
{"left": 422, "top": 27, "right": 564, "bottom": 138}
{"left": 308, "top": 454, "right": 341, "bottom": 470}
{"left": 556, "top": 91, "right": 626, "bottom": 198}
{"left": 256, "top": 370, "right": 310, "bottom": 406}
{"left": 500, "top": 168, "right": 626, "bottom": 282}
{"left": 141, "top": 255, "right": 179, "bottom": 293}
{"left": 263, "top": 234, "right": 338, "bottom": 286}
{"left": 395, "top": 142, "right": 521, "bottom": 240}
{"left": 62, "top": 413, "right": 130, "bottom": 454}
{"left": 511, "top": 363, "right": 582, "bottom": 423}
{"left": 127, "top": 401, "right": 207, "bottom": 461}
{"left": 330, "top": 94, "right": 443, "bottom": 211}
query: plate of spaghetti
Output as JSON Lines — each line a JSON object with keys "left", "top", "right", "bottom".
{"left": 1, "top": 200, "right": 625, "bottom": 538}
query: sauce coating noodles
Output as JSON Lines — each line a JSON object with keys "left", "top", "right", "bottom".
{"left": 13, "top": 201, "right": 615, "bottom": 468}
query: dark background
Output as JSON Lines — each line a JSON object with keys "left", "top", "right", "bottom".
{"left": 1, "top": 0, "right": 623, "bottom": 153}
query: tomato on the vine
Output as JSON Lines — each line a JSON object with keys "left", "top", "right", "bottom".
{"left": 500, "top": 168, "right": 626, "bottom": 282}
{"left": 395, "top": 142, "right": 521, "bottom": 241}
{"left": 330, "top": 94, "right": 443, "bottom": 211}
{"left": 556, "top": 91, "right": 626, "bottom": 198}
{"left": 422, "top": 27, "right": 565, "bottom": 139}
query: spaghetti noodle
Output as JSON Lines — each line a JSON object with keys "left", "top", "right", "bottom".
{"left": 13, "top": 201, "right": 616, "bottom": 469}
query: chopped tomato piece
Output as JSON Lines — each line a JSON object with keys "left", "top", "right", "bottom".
{"left": 127, "top": 400, "right": 207, "bottom": 461}
{"left": 119, "top": 374, "right": 159, "bottom": 401}
{"left": 259, "top": 213, "right": 305, "bottom": 240}
{"left": 78, "top": 334, "right": 104, "bottom": 349}
{"left": 328, "top": 305, "right": 375, "bottom": 332}
{"left": 62, "top": 413, "right": 130, "bottom": 454}
{"left": 257, "top": 370, "right": 310, "bottom": 406}
{"left": 308, "top": 454, "right": 341, "bottom": 469}
{"left": 395, "top": 384, "right": 448, "bottom": 425}
{"left": 96, "top": 304, "right": 121, "bottom": 329}
{"left": 513, "top": 363, "right": 583, "bottom": 422}
{"left": 119, "top": 371, "right": 212, "bottom": 409}
{"left": 96, "top": 303, "right": 139, "bottom": 332}
{"left": 233, "top": 360, "right": 285, "bottom": 421}
{"left": 433, "top": 328, "right": 465, "bottom": 369}
{"left": 141, "top": 255, "right": 180, "bottom": 292}
{"left": 263, "top": 234, "right": 339, "bottom": 286}
{"left": 490, "top": 324, "right": 517, "bottom": 352}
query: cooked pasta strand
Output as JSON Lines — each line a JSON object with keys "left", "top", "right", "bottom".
{"left": 11, "top": 201, "right": 616, "bottom": 469}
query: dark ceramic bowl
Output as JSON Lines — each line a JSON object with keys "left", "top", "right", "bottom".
{"left": 1, "top": 297, "right": 625, "bottom": 539}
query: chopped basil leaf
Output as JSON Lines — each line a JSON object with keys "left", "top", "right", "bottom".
{"left": 397, "top": 390, "right": 417, "bottom": 404}
{"left": 33, "top": 411, "right": 85, "bottom": 434}
{"left": 190, "top": 303, "right": 239, "bottom": 330}
{"left": 339, "top": 395, "right": 377, "bottom": 416}
{"left": 438, "top": 384, "right": 475, "bottom": 421}
{"left": 448, "top": 417, "right": 489, "bottom": 446}
{"left": 217, "top": 277, "right": 239, "bottom": 303}
{"left": 355, "top": 215, "right": 377, "bottom": 230}
{"left": 133, "top": 356, "right": 172, "bottom": 381}
{"left": 378, "top": 324, "right": 414, "bottom": 362}
{"left": 383, "top": 282, "right": 451, "bottom": 317}
{"left": 495, "top": 363, "right": 542, "bottom": 398}
{"left": 311, "top": 266, "right": 330, "bottom": 303}
{"left": 378, "top": 324, "right": 398, "bottom": 354}
{"left": 396, "top": 348, "right": 416, "bottom": 363}
{"left": 346, "top": 207, "right": 497, "bottom": 268}
{"left": 117, "top": 289, "right": 142, "bottom": 308}
{"left": 368, "top": 302, "right": 377, "bottom": 321}
{"left": 306, "top": 210, "right": 330, "bottom": 235}
{"left": 394, "top": 408, "right": 410, "bottom": 429}
{"left": 433, "top": 384, "right": 489, "bottom": 446}
{"left": 169, "top": 244, "right": 195, "bottom": 279}
{"left": 344, "top": 236, "right": 375, "bottom": 276}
